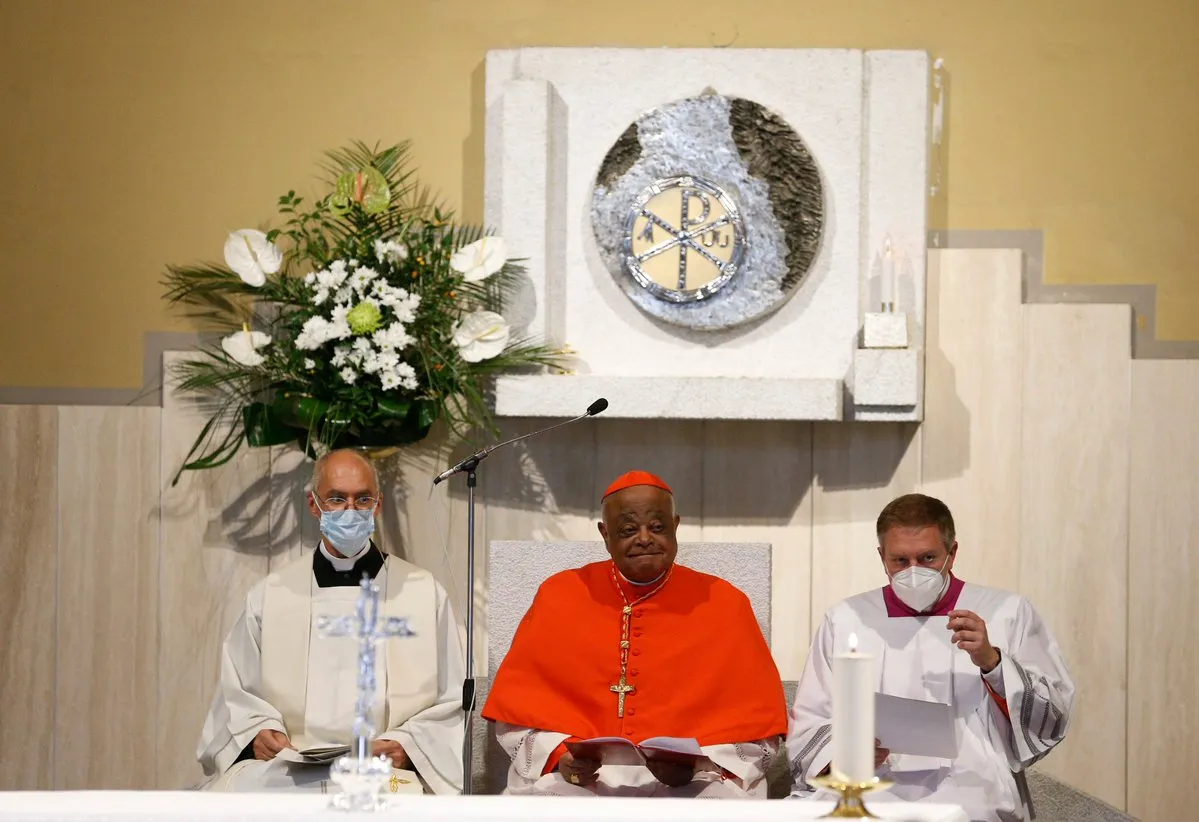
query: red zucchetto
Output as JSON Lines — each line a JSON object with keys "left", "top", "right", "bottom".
{"left": 601, "top": 470, "right": 673, "bottom": 500}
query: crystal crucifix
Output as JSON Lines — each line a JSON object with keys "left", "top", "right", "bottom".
{"left": 316, "top": 573, "right": 415, "bottom": 811}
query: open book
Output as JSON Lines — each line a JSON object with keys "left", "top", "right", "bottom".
{"left": 275, "top": 744, "right": 352, "bottom": 765}
{"left": 565, "top": 736, "right": 712, "bottom": 768}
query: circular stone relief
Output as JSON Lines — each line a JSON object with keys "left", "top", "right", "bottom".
{"left": 591, "top": 92, "right": 824, "bottom": 332}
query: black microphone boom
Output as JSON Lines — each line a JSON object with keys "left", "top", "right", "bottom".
{"left": 432, "top": 397, "right": 608, "bottom": 485}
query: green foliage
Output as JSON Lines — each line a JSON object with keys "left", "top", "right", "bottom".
{"left": 162, "top": 141, "right": 569, "bottom": 483}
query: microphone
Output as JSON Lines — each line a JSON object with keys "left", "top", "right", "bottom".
{"left": 432, "top": 397, "right": 609, "bottom": 485}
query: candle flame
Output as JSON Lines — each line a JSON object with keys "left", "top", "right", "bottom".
{"left": 884, "top": 237, "right": 893, "bottom": 259}
{"left": 848, "top": 632, "right": 859, "bottom": 652}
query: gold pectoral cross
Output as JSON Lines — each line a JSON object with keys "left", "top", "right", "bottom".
{"left": 610, "top": 674, "right": 636, "bottom": 718}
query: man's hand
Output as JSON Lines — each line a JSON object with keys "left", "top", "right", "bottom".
{"left": 645, "top": 758, "right": 695, "bottom": 788}
{"left": 372, "top": 739, "right": 410, "bottom": 769}
{"left": 558, "top": 751, "right": 600, "bottom": 787}
{"left": 819, "top": 742, "right": 889, "bottom": 777}
{"left": 252, "top": 729, "right": 292, "bottom": 761}
{"left": 948, "top": 609, "right": 1001, "bottom": 672}
{"left": 875, "top": 739, "right": 891, "bottom": 768}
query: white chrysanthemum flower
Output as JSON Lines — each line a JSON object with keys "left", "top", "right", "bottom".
{"left": 360, "top": 348, "right": 384, "bottom": 374}
{"left": 349, "top": 267, "right": 377, "bottom": 295}
{"left": 375, "top": 350, "right": 400, "bottom": 373}
{"left": 372, "top": 281, "right": 417, "bottom": 313}
{"left": 331, "top": 345, "right": 350, "bottom": 367}
{"left": 388, "top": 292, "right": 420, "bottom": 324}
{"left": 339, "top": 366, "right": 357, "bottom": 384}
{"left": 349, "top": 259, "right": 359, "bottom": 268}
{"left": 304, "top": 272, "right": 317, "bottom": 285}
{"left": 317, "top": 265, "right": 347, "bottom": 291}
{"left": 330, "top": 320, "right": 352, "bottom": 341}
{"left": 303, "top": 358, "right": 316, "bottom": 370}
{"left": 373, "top": 238, "right": 410, "bottom": 266}
{"left": 372, "top": 323, "right": 412, "bottom": 351}
{"left": 220, "top": 330, "right": 271, "bottom": 366}
{"left": 392, "top": 361, "right": 419, "bottom": 390}
{"left": 223, "top": 229, "right": 282, "bottom": 287}
{"left": 334, "top": 285, "right": 354, "bottom": 305}
{"left": 453, "top": 310, "right": 510, "bottom": 362}
{"left": 449, "top": 236, "right": 508, "bottom": 282}
{"left": 312, "top": 287, "right": 330, "bottom": 306}
{"left": 295, "top": 316, "right": 333, "bottom": 350}
{"left": 352, "top": 337, "right": 374, "bottom": 356}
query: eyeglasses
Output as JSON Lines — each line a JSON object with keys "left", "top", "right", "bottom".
{"left": 318, "top": 495, "right": 379, "bottom": 511}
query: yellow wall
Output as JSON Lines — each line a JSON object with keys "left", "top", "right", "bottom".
{"left": 1, "top": 0, "right": 1196, "bottom": 389}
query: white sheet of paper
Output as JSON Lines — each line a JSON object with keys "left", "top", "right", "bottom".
{"left": 874, "top": 692, "right": 958, "bottom": 758}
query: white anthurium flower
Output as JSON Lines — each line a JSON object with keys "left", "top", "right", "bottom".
{"left": 453, "top": 310, "right": 510, "bottom": 362}
{"left": 449, "top": 236, "right": 508, "bottom": 282}
{"left": 223, "top": 229, "right": 282, "bottom": 287}
{"left": 221, "top": 330, "right": 271, "bottom": 367}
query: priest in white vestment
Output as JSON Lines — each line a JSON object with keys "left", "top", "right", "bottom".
{"left": 196, "top": 449, "right": 464, "bottom": 794}
{"left": 789, "top": 494, "right": 1074, "bottom": 822}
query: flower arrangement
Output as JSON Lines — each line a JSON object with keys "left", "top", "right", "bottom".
{"left": 163, "top": 141, "right": 567, "bottom": 480}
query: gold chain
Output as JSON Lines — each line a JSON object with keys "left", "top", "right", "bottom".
{"left": 610, "top": 563, "right": 672, "bottom": 696}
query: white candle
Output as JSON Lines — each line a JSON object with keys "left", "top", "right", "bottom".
{"left": 832, "top": 632, "right": 875, "bottom": 784}
{"left": 882, "top": 237, "right": 896, "bottom": 312}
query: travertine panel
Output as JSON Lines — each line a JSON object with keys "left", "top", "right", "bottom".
{"left": 267, "top": 445, "right": 317, "bottom": 569}
{"left": 1020, "top": 305, "right": 1130, "bottom": 808}
{"left": 55, "top": 406, "right": 160, "bottom": 788}
{"left": 374, "top": 429, "right": 473, "bottom": 664}
{"left": 481, "top": 418, "right": 600, "bottom": 546}
{"left": 701, "top": 421, "right": 813, "bottom": 678}
{"left": 0, "top": 406, "right": 57, "bottom": 790}
{"left": 810, "top": 422, "right": 922, "bottom": 630}
{"left": 920, "top": 250, "right": 1023, "bottom": 592}
{"left": 157, "top": 353, "right": 272, "bottom": 788}
{"left": 1127, "top": 360, "right": 1199, "bottom": 821}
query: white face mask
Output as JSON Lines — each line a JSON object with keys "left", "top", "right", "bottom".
{"left": 889, "top": 554, "right": 952, "bottom": 613}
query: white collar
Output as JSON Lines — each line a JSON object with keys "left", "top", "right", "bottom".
{"left": 319, "top": 539, "right": 371, "bottom": 572}
{"left": 618, "top": 568, "right": 667, "bottom": 587}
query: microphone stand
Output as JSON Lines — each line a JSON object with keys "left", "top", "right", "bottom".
{"left": 433, "top": 399, "right": 607, "bottom": 794}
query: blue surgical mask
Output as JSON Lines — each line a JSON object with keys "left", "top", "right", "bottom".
{"left": 315, "top": 498, "right": 377, "bottom": 555}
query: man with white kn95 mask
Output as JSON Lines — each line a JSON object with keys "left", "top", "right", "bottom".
{"left": 789, "top": 493, "right": 1075, "bottom": 822}
{"left": 196, "top": 448, "right": 464, "bottom": 794}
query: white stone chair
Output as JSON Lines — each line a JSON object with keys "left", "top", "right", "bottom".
{"left": 475, "top": 540, "right": 773, "bottom": 794}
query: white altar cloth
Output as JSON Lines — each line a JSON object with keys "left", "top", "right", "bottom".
{"left": 0, "top": 792, "right": 969, "bottom": 822}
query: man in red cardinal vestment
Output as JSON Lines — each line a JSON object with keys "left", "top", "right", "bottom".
{"left": 483, "top": 470, "right": 787, "bottom": 797}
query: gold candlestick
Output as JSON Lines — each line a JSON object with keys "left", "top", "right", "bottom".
{"left": 810, "top": 774, "right": 893, "bottom": 818}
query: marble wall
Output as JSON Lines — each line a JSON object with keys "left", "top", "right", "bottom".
{"left": 0, "top": 249, "right": 1193, "bottom": 819}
